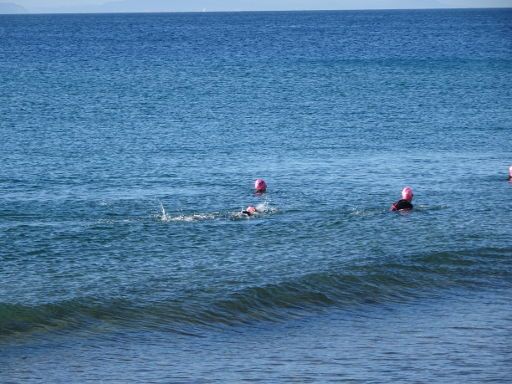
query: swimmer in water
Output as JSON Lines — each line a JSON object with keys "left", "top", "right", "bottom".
{"left": 255, "top": 178, "right": 267, "bottom": 193}
{"left": 391, "top": 186, "right": 414, "bottom": 211}
{"left": 241, "top": 206, "right": 257, "bottom": 216}
{"left": 508, "top": 165, "right": 512, "bottom": 181}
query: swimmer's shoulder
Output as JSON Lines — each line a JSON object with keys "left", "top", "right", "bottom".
{"left": 391, "top": 199, "right": 413, "bottom": 211}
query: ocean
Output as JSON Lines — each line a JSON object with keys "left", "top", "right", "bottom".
{"left": 1, "top": 8, "right": 511, "bottom": 383}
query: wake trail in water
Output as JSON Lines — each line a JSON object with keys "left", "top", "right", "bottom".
{"left": 157, "top": 201, "right": 278, "bottom": 222}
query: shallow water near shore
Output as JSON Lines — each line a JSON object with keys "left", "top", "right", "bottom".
{"left": 1, "top": 8, "right": 512, "bottom": 382}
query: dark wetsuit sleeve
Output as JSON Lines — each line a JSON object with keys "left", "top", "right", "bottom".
{"left": 392, "top": 199, "right": 413, "bottom": 211}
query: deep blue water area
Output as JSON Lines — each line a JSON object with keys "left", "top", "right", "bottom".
{"left": 1, "top": 8, "right": 511, "bottom": 382}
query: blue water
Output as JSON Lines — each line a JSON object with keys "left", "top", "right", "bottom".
{"left": 1, "top": 8, "right": 512, "bottom": 383}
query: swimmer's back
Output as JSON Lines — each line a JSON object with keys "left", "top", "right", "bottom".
{"left": 391, "top": 199, "right": 413, "bottom": 211}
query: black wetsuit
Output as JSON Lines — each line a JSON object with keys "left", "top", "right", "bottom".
{"left": 242, "top": 208, "right": 258, "bottom": 216}
{"left": 391, "top": 199, "right": 413, "bottom": 211}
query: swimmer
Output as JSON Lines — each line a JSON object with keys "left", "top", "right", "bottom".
{"left": 508, "top": 165, "right": 512, "bottom": 181}
{"left": 241, "top": 206, "right": 257, "bottom": 216}
{"left": 391, "top": 186, "right": 414, "bottom": 211}
{"left": 255, "top": 178, "right": 267, "bottom": 193}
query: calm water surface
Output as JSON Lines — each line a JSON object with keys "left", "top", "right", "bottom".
{"left": 1, "top": 8, "right": 511, "bottom": 383}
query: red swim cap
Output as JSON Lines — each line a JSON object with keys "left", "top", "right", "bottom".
{"left": 401, "top": 186, "right": 414, "bottom": 202}
{"left": 255, "top": 178, "right": 267, "bottom": 192}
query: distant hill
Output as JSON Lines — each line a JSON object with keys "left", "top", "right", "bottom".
{"left": 98, "top": 0, "right": 447, "bottom": 12}
{"left": 14, "top": 0, "right": 512, "bottom": 14}
{"left": 0, "top": 2, "right": 26, "bottom": 13}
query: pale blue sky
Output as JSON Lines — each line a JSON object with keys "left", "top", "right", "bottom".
{"left": 8, "top": 0, "right": 512, "bottom": 13}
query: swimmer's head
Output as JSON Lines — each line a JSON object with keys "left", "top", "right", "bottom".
{"left": 246, "top": 206, "right": 257, "bottom": 214}
{"left": 401, "top": 186, "right": 414, "bottom": 202}
{"left": 255, "top": 178, "right": 267, "bottom": 193}
{"left": 509, "top": 165, "right": 512, "bottom": 179}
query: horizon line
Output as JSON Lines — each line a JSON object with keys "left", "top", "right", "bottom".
{"left": 2, "top": 6, "right": 512, "bottom": 16}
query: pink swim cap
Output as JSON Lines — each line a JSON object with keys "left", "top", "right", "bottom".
{"left": 509, "top": 165, "right": 512, "bottom": 178}
{"left": 255, "top": 178, "right": 267, "bottom": 192}
{"left": 402, "top": 186, "right": 414, "bottom": 202}
{"left": 246, "top": 206, "right": 257, "bottom": 214}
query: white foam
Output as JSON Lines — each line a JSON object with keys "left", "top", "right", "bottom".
{"left": 256, "top": 201, "right": 278, "bottom": 214}
{"left": 159, "top": 202, "right": 171, "bottom": 222}
{"left": 169, "top": 213, "right": 217, "bottom": 222}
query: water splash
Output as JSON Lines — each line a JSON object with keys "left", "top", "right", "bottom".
{"left": 231, "top": 201, "right": 278, "bottom": 220}
{"left": 170, "top": 213, "right": 217, "bottom": 222}
{"left": 158, "top": 201, "right": 277, "bottom": 222}
{"left": 255, "top": 201, "right": 277, "bottom": 214}
{"left": 159, "top": 202, "right": 218, "bottom": 222}
{"left": 159, "top": 202, "right": 171, "bottom": 222}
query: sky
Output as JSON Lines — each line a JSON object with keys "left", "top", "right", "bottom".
{"left": 5, "top": 0, "right": 512, "bottom": 13}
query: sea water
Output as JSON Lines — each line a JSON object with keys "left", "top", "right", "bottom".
{"left": 1, "top": 9, "right": 511, "bottom": 382}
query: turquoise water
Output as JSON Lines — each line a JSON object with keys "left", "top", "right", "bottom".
{"left": 1, "top": 9, "right": 512, "bottom": 382}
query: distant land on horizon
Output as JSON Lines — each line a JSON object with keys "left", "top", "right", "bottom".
{"left": 0, "top": 2, "right": 26, "bottom": 13}
{"left": 1, "top": 0, "right": 511, "bottom": 14}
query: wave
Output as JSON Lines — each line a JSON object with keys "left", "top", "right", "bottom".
{"left": 1, "top": 247, "right": 511, "bottom": 339}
